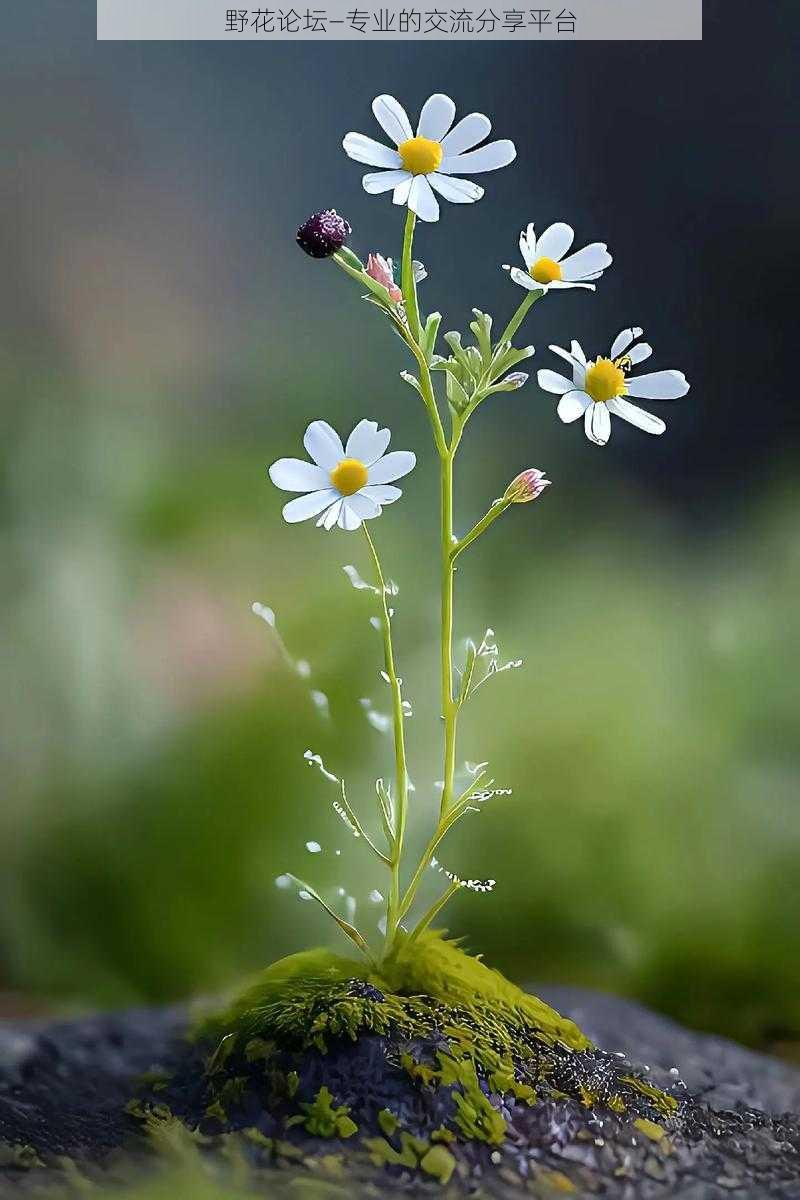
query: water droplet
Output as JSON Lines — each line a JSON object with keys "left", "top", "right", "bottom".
{"left": 275, "top": 874, "right": 292, "bottom": 889}
{"left": 369, "top": 890, "right": 383, "bottom": 903}
{"left": 252, "top": 602, "right": 276, "bottom": 627}
{"left": 306, "top": 841, "right": 322, "bottom": 854}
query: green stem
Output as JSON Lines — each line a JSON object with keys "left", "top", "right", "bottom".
{"left": 439, "top": 448, "right": 458, "bottom": 821}
{"left": 406, "top": 881, "right": 461, "bottom": 947}
{"left": 497, "top": 287, "right": 544, "bottom": 346}
{"left": 400, "top": 209, "right": 422, "bottom": 343}
{"left": 362, "top": 523, "right": 408, "bottom": 956}
{"left": 451, "top": 500, "right": 512, "bottom": 562}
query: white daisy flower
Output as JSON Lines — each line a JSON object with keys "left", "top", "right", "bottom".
{"left": 343, "top": 93, "right": 516, "bottom": 224}
{"left": 503, "top": 222, "right": 612, "bottom": 294}
{"left": 269, "top": 419, "right": 416, "bottom": 531}
{"left": 537, "top": 327, "right": 690, "bottom": 446}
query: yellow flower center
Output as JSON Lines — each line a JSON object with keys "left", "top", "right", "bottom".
{"left": 585, "top": 358, "right": 627, "bottom": 403}
{"left": 398, "top": 136, "right": 443, "bottom": 176}
{"left": 530, "top": 256, "right": 563, "bottom": 285}
{"left": 330, "top": 457, "right": 368, "bottom": 496}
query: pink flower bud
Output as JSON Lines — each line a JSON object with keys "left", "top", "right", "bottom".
{"left": 503, "top": 468, "right": 551, "bottom": 504}
{"left": 366, "top": 253, "right": 403, "bottom": 303}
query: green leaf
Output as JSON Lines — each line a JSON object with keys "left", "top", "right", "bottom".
{"left": 336, "top": 246, "right": 364, "bottom": 272}
{"left": 443, "top": 331, "right": 477, "bottom": 379}
{"left": 446, "top": 371, "right": 470, "bottom": 415}
{"left": 399, "top": 370, "right": 423, "bottom": 397}
{"left": 490, "top": 342, "right": 535, "bottom": 382}
{"left": 422, "top": 311, "right": 442, "bottom": 363}
{"left": 456, "top": 639, "right": 478, "bottom": 706}
{"left": 285, "top": 874, "right": 371, "bottom": 958}
{"left": 469, "top": 309, "right": 493, "bottom": 366}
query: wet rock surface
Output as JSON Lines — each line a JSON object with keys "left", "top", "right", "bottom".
{"left": 1, "top": 987, "right": 799, "bottom": 1198}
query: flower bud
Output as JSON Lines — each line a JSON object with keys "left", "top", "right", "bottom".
{"left": 296, "top": 209, "right": 351, "bottom": 259}
{"left": 365, "top": 253, "right": 402, "bottom": 302}
{"left": 503, "top": 468, "right": 551, "bottom": 504}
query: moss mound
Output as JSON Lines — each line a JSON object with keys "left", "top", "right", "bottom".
{"left": 199, "top": 929, "right": 591, "bottom": 1057}
{"left": 120, "top": 933, "right": 681, "bottom": 1191}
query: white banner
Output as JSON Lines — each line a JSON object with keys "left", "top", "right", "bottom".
{"left": 98, "top": 0, "right": 702, "bottom": 40}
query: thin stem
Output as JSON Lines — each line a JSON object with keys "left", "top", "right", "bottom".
{"left": 331, "top": 250, "right": 365, "bottom": 286}
{"left": 497, "top": 287, "right": 544, "bottom": 346}
{"left": 406, "top": 881, "right": 461, "bottom": 947}
{"left": 451, "top": 500, "right": 512, "bottom": 562}
{"left": 362, "top": 523, "right": 409, "bottom": 955}
{"left": 408, "top": 343, "right": 447, "bottom": 455}
{"left": 439, "top": 448, "right": 458, "bottom": 821}
{"left": 401, "top": 209, "right": 422, "bottom": 343}
{"left": 396, "top": 769, "right": 487, "bottom": 923}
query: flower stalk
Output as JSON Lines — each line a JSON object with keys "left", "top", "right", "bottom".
{"left": 271, "top": 91, "right": 688, "bottom": 967}
{"left": 362, "top": 522, "right": 409, "bottom": 952}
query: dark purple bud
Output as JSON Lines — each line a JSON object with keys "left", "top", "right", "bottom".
{"left": 296, "top": 209, "right": 352, "bottom": 259}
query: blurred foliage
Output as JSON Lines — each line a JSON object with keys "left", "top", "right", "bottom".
{"left": 1, "top": 365, "right": 798, "bottom": 1050}
{"left": 0, "top": 20, "right": 797, "bottom": 1050}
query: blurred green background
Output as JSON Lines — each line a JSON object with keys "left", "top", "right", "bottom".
{"left": 1, "top": 1, "right": 798, "bottom": 1052}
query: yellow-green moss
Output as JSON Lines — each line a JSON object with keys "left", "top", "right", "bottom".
{"left": 184, "top": 930, "right": 678, "bottom": 1173}
{"left": 198, "top": 930, "right": 589, "bottom": 1053}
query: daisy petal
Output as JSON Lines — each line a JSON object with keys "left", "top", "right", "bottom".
{"left": 408, "top": 175, "right": 439, "bottom": 223}
{"left": 283, "top": 489, "right": 338, "bottom": 524}
{"left": 585, "top": 402, "right": 611, "bottom": 446}
{"left": 342, "top": 132, "right": 402, "bottom": 169}
{"left": 549, "top": 344, "right": 587, "bottom": 385}
{"left": 304, "top": 420, "right": 344, "bottom": 470}
{"left": 558, "top": 390, "right": 591, "bottom": 423}
{"left": 610, "top": 327, "right": 644, "bottom": 359}
{"left": 428, "top": 173, "right": 483, "bottom": 203}
{"left": 343, "top": 492, "right": 380, "bottom": 519}
{"left": 417, "top": 93, "right": 456, "bottom": 141}
{"left": 269, "top": 458, "right": 330, "bottom": 492}
{"left": 441, "top": 113, "right": 491, "bottom": 156}
{"left": 393, "top": 176, "right": 413, "bottom": 206}
{"left": 547, "top": 280, "right": 596, "bottom": 291}
{"left": 536, "top": 222, "right": 574, "bottom": 262}
{"left": 361, "top": 484, "right": 402, "bottom": 505}
{"left": 368, "top": 450, "right": 416, "bottom": 484}
{"left": 607, "top": 396, "right": 666, "bottom": 435}
{"left": 363, "top": 169, "right": 411, "bottom": 194}
{"left": 346, "top": 419, "right": 391, "bottom": 464}
{"left": 560, "top": 244, "right": 612, "bottom": 282}
{"left": 625, "top": 370, "right": 689, "bottom": 399}
{"left": 571, "top": 341, "right": 587, "bottom": 365}
{"left": 338, "top": 506, "right": 361, "bottom": 531}
{"left": 320, "top": 499, "right": 342, "bottom": 530}
{"left": 371, "top": 94, "right": 413, "bottom": 145}
{"left": 440, "top": 140, "right": 516, "bottom": 175}
{"left": 519, "top": 224, "right": 537, "bottom": 268}
{"left": 627, "top": 342, "right": 653, "bottom": 366}
{"left": 509, "top": 266, "right": 541, "bottom": 292}
{"left": 537, "top": 369, "right": 574, "bottom": 395}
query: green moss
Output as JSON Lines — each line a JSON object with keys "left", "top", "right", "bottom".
{"left": 419, "top": 1144, "right": 456, "bottom": 1184}
{"left": 621, "top": 1075, "right": 679, "bottom": 1116}
{"left": 377, "top": 1109, "right": 398, "bottom": 1136}
{"left": 288, "top": 1087, "right": 357, "bottom": 1139}
{"left": 634, "top": 1118, "right": 667, "bottom": 1142}
{"left": 185, "top": 930, "right": 678, "bottom": 1181}
{"left": 198, "top": 930, "right": 589, "bottom": 1055}
{"left": 0, "top": 1143, "right": 44, "bottom": 1170}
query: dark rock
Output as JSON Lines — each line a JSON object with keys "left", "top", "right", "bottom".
{"left": 1, "top": 987, "right": 799, "bottom": 1198}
